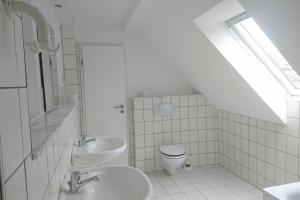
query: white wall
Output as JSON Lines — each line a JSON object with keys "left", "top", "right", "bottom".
{"left": 126, "top": 33, "right": 196, "bottom": 97}
{"left": 0, "top": 1, "right": 77, "bottom": 200}
{"left": 125, "top": 0, "right": 292, "bottom": 123}
{"left": 74, "top": 24, "right": 196, "bottom": 97}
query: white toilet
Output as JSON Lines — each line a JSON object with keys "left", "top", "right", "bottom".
{"left": 160, "top": 145, "right": 187, "bottom": 175}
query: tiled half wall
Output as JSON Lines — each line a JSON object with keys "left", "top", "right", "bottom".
{"left": 129, "top": 95, "right": 300, "bottom": 192}
{"left": 128, "top": 95, "right": 218, "bottom": 172}
{"left": 217, "top": 100, "right": 300, "bottom": 190}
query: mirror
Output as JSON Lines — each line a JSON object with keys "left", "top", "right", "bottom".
{"left": 40, "top": 26, "right": 59, "bottom": 112}
{"left": 23, "top": 14, "right": 44, "bottom": 122}
{"left": 23, "top": 14, "right": 62, "bottom": 153}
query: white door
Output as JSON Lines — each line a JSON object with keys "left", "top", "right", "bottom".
{"left": 82, "top": 45, "right": 128, "bottom": 165}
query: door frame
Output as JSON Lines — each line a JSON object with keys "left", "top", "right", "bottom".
{"left": 77, "top": 42, "right": 129, "bottom": 138}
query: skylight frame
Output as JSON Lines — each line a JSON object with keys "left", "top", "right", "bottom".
{"left": 226, "top": 13, "right": 300, "bottom": 96}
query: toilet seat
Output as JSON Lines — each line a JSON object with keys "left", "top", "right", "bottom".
{"left": 160, "top": 145, "right": 186, "bottom": 157}
{"left": 160, "top": 153, "right": 186, "bottom": 159}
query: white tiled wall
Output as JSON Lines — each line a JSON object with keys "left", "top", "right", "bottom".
{"left": 0, "top": 89, "right": 26, "bottom": 181}
{"left": 61, "top": 26, "right": 80, "bottom": 98}
{"left": 0, "top": 13, "right": 26, "bottom": 88}
{"left": 61, "top": 25, "right": 84, "bottom": 137}
{"left": 130, "top": 95, "right": 300, "bottom": 191}
{"left": 129, "top": 95, "right": 218, "bottom": 172}
{"left": 217, "top": 100, "right": 300, "bottom": 190}
{"left": 0, "top": 11, "right": 80, "bottom": 200}
{"left": 2, "top": 103, "right": 80, "bottom": 200}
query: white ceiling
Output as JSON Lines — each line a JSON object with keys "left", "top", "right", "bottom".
{"left": 53, "top": 0, "right": 141, "bottom": 26}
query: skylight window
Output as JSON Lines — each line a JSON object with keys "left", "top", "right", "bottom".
{"left": 227, "top": 13, "right": 300, "bottom": 96}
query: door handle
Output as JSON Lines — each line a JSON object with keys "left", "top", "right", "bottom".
{"left": 114, "top": 105, "right": 124, "bottom": 109}
{"left": 114, "top": 104, "right": 125, "bottom": 114}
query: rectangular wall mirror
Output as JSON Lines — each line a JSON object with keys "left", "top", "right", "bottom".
{"left": 23, "top": 14, "right": 62, "bottom": 154}
{"left": 40, "top": 26, "right": 59, "bottom": 112}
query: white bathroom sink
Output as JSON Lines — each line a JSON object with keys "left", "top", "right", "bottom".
{"left": 264, "top": 182, "right": 300, "bottom": 200}
{"left": 72, "top": 137, "right": 126, "bottom": 167}
{"left": 59, "top": 165, "right": 153, "bottom": 200}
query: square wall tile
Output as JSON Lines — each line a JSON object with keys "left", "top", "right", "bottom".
{"left": 146, "top": 147, "right": 155, "bottom": 159}
{"left": 276, "top": 151, "right": 286, "bottom": 169}
{"left": 162, "top": 96, "right": 170, "bottom": 104}
{"left": 65, "top": 85, "right": 79, "bottom": 97}
{"left": 181, "top": 131, "right": 189, "bottom": 143}
{"left": 286, "top": 136, "right": 298, "bottom": 156}
{"left": 144, "top": 98, "right": 153, "bottom": 109}
{"left": 135, "top": 135, "right": 145, "bottom": 148}
{"left": 188, "top": 96, "right": 197, "bottom": 106}
{"left": 197, "top": 95, "right": 205, "bottom": 105}
{"left": 154, "top": 134, "right": 163, "bottom": 146}
{"left": 286, "top": 154, "right": 298, "bottom": 175}
{"left": 198, "top": 118, "right": 206, "bottom": 130}
{"left": 287, "top": 101, "right": 300, "bottom": 118}
{"left": 134, "top": 110, "right": 144, "bottom": 122}
{"left": 180, "top": 119, "right": 189, "bottom": 131}
{"left": 171, "top": 96, "right": 180, "bottom": 106}
{"left": 154, "top": 121, "right": 162, "bottom": 133}
{"left": 65, "top": 70, "right": 78, "bottom": 85}
{"left": 189, "top": 119, "right": 197, "bottom": 130}
{"left": 144, "top": 109, "right": 153, "bottom": 121}
{"left": 64, "top": 55, "right": 77, "bottom": 69}
{"left": 276, "top": 134, "right": 286, "bottom": 152}
{"left": 145, "top": 135, "right": 154, "bottom": 147}
{"left": 62, "top": 26, "right": 75, "bottom": 38}
{"left": 63, "top": 39, "right": 76, "bottom": 54}
{"left": 287, "top": 118, "right": 299, "bottom": 137}
{"left": 189, "top": 107, "right": 197, "bottom": 118}
{"left": 134, "top": 98, "right": 143, "bottom": 109}
{"left": 163, "top": 120, "right": 171, "bottom": 132}
{"left": 180, "top": 107, "right": 188, "bottom": 118}
{"left": 171, "top": 120, "right": 180, "bottom": 132}
{"left": 163, "top": 133, "right": 172, "bottom": 145}
{"left": 180, "top": 96, "right": 188, "bottom": 106}
{"left": 136, "top": 148, "right": 145, "bottom": 160}
{"left": 135, "top": 123, "right": 144, "bottom": 135}
{"left": 198, "top": 106, "right": 205, "bottom": 118}
{"left": 145, "top": 122, "right": 154, "bottom": 135}
{"left": 172, "top": 132, "right": 181, "bottom": 144}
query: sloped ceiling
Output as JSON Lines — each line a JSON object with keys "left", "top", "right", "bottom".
{"left": 125, "top": 0, "right": 300, "bottom": 123}
{"left": 55, "top": 0, "right": 300, "bottom": 123}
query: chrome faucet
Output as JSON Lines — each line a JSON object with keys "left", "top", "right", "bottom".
{"left": 68, "top": 171, "right": 99, "bottom": 193}
{"left": 77, "top": 135, "right": 96, "bottom": 147}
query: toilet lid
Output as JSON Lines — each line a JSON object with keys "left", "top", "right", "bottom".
{"left": 160, "top": 145, "right": 186, "bottom": 157}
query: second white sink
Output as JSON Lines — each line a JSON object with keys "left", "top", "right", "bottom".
{"left": 59, "top": 165, "right": 153, "bottom": 200}
{"left": 72, "top": 136, "right": 126, "bottom": 167}
{"left": 264, "top": 182, "right": 300, "bottom": 200}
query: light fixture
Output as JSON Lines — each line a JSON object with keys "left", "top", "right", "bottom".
{"left": 3, "top": 0, "right": 60, "bottom": 54}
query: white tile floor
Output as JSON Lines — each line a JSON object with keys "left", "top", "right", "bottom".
{"left": 147, "top": 165, "right": 263, "bottom": 200}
